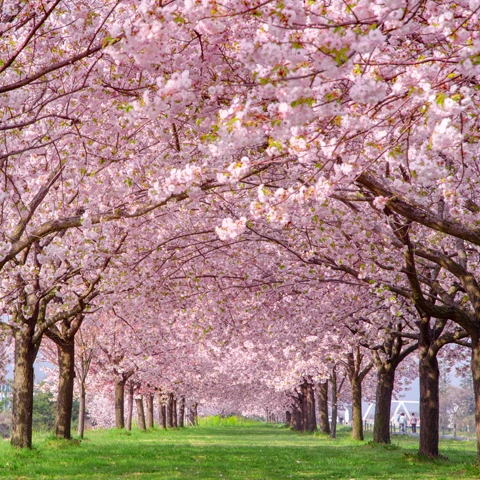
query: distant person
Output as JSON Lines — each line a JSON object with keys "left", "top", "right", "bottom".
{"left": 398, "top": 413, "right": 406, "bottom": 434}
{"left": 410, "top": 413, "right": 417, "bottom": 433}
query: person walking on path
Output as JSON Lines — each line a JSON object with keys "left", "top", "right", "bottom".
{"left": 410, "top": 413, "right": 417, "bottom": 434}
{"left": 398, "top": 413, "right": 407, "bottom": 434}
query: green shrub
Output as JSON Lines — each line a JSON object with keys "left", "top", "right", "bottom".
{"left": 198, "top": 415, "right": 258, "bottom": 427}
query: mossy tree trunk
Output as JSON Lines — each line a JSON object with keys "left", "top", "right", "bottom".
{"left": 317, "top": 381, "right": 330, "bottom": 434}
{"left": 346, "top": 347, "right": 373, "bottom": 441}
{"left": 11, "top": 321, "right": 38, "bottom": 448}
{"left": 54, "top": 339, "right": 75, "bottom": 439}
{"left": 78, "top": 380, "right": 86, "bottom": 438}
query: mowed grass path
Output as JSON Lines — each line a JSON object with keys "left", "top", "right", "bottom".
{"left": 0, "top": 422, "right": 479, "bottom": 479}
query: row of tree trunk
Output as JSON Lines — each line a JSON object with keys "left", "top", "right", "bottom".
{"left": 287, "top": 378, "right": 317, "bottom": 432}
{"left": 290, "top": 346, "right": 442, "bottom": 459}
{"left": 119, "top": 383, "right": 198, "bottom": 431}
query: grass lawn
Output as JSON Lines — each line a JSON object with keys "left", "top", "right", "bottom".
{"left": 0, "top": 420, "right": 479, "bottom": 479}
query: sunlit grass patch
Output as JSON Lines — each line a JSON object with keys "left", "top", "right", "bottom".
{"left": 0, "top": 423, "right": 478, "bottom": 478}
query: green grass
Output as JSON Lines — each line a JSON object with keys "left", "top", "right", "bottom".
{"left": 0, "top": 421, "right": 479, "bottom": 479}
{"left": 197, "top": 414, "right": 258, "bottom": 427}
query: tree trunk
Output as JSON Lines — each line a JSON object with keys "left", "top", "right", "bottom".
{"left": 136, "top": 397, "right": 147, "bottom": 431}
{"left": 78, "top": 381, "right": 86, "bottom": 438}
{"left": 304, "top": 379, "right": 317, "bottom": 432}
{"left": 179, "top": 397, "right": 185, "bottom": 427}
{"left": 331, "top": 368, "right": 338, "bottom": 439}
{"left": 373, "top": 364, "right": 395, "bottom": 444}
{"left": 11, "top": 325, "right": 38, "bottom": 448}
{"left": 418, "top": 318, "right": 440, "bottom": 458}
{"left": 317, "top": 381, "right": 330, "bottom": 434}
{"left": 55, "top": 339, "right": 75, "bottom": 439}
{"left": 190, "top": 402, "right": 198, "bottom": 426}
{"left": 172, "top": 398, "right": 178, "bottom": 427}
{"left": 146, "top": 394, "right": 154, "bottom": 429}
{"left": 290, "top": 393, "right": 303, "bottom": 430}
{"left": 285, "top": 411, "right": 291, "bottom": 426}
{"left": 351, "top": 376, "right": 363, "bottom": 440}
{"left": 157, "top": 394, "right": 167, "bottom": 428}
{"left": 126, "top": 382, "right": 134, "bottom": 431}
{"left": 115, "top": 377, "right": 127, "bottom": 429}
{"left": 472, "top": 337, "right": 480, "bottom": 461}
{"left": 167, "top": 393, "right": 174, "bottom": 428}
{"left": 346, "top": 348, "right": 372, "bottom": 441}
{"left": 161, "top": 405, "right": 167, "bottom": 428}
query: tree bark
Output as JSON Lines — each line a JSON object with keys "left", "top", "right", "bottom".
{"left": 346, "top": 348, "right": 372, "bottom": 441}
{"left": 330, "top": 367, "right": 338, "bottom": 439}
{"left": 471, "top": 336, "right": 480, "bottom": 461}
{"left": 317, "top": 381, "right": 330, "bottom": 434}
{"left": 418, "top": 316, "right": 440, "bottom": 458}
{"left": 126, "top": 382, "right": 134, "bottom": 431}
{"left": 161, "top": 405, "right": 167, "bottom": 428}
{"left": 172, "top": 397, "right": 178, "bottom": 427}
{"left": 54, "top": 339, "right": 75, "bottom": 439}
{"left": 373, "top": 365, "right": 395, "bottom": 444}
{"left": 290, "top": 393, "right": 303, "bottom": 430}
{"left": 136, "top": 397, "right": 146, "bottom": 431}
{"left": 285, "top": 410, "right": 292, "bottom": 426}
{"left": 146, "top": 394, "right": 154, "bottom": 429}
{"left": 179, "top": 397, "right": 185, "bottom": 428}
{"left": 304, "top": 379, "right": 317, "bottom": 432}
{"left": 167, "top": 393, "right": 174, "bottom": 428}
{"left": 190, "top": 401, "right": 198, "bottom": 426}
{"left": 351, "top": 375, "right": 364, "bottom": 440}
{"left": 157, "top": 394, "right": 167, "bottom": 428}
{"left": 115, "top": 377, "right": 127, "bottom": 429}
{"left": 11, "top": 324, "right": 38, "bottom": 448}
{"left": 78, "top": 381, "right": 86, "bottom": 438}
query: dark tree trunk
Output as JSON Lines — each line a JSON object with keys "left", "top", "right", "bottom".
{"left": 136, "top": 397, "right": 146, "bottom": 431}
{"left": 472, "top": 336, "right": 480, "bottom": 461}
{"left": 285, "top": 411, "right": 291, "bottom": 426}
{"left": 304, "top": 379, "right": 317, "bottom": 432}
{"left": 126, "top": 382, "right": 134, "bottom": 431}
{"left": 373, "top": 365, "right": 395, "bottom": 444}
{"left": 418, "top": 316, "right": 440, "bottom": 458}
{"left": 55, "top": 339, "right": 75, "bottom": 439}
{"left": 11, "top": 324, "right": 38, "bottom": 448}
{"left": 179, "top": 397, "right": 185, "bottom": 428}
{"left": 78, "top": 381, "right": 86, "bottom": 438}
{"left": 419, "top": 350, "right": 439, "bottom": 457}
{"left": 351, "top": 376, "right": 363, "bottom": 440}
{"left": 146, "top": 394, "right": 154, "bottom": 428}
{"left": 167, "top": 393, "right": 174, "bottom": 428}
{"left": 317, "top": 381, "right": 330, "bottom": 434}
{"left": 172, "top": 398, "right": 178, "bottom": 427}
{"left": 330, "top": 368, "right": 338, "bottom": 439}
{"left": 115, "top": 377, "right": 127, "bottom": 429}
{"left": 290, "top": 379, "right": 316, "bottom": 432}
{"left": 161, "top": 405, "right": 167, "bottom": 428}
{"left": 290, "top": 394, "right": 303, "bottom": 430}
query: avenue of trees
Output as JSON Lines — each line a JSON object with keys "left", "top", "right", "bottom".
{"left": 2, "top": 0, "right": 480, "bottom": 464}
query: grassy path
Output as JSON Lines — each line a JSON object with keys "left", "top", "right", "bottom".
{"left": 0, "top": 423, "right": 479, "bottom": 479}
